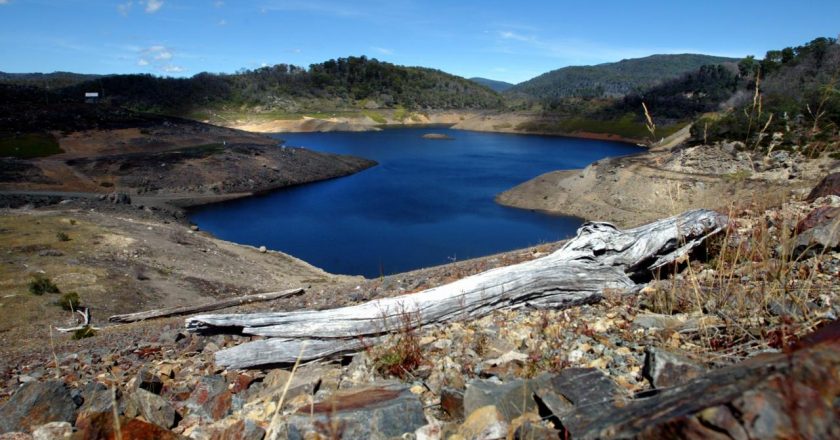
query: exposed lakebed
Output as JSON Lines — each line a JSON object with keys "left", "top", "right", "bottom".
{"left": 189, "top": 127, "right": 642, "bottom": 277}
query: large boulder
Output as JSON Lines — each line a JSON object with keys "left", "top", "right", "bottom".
{"left": 72, "top": 412, "right": 184, "bottom": 440}
{"left": 0, "top": 381, "right": 79, "bottom": 433}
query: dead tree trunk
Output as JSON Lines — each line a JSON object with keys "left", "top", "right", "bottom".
{"left": 108, "top": 288, "right": 304, "bottom": 323}
{"left": 187, "top": 209, "right": 726, "bottom": 368}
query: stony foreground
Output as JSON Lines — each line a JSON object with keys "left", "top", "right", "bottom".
{"left": 1, "top": 176, "right": 840, "bottom": 439}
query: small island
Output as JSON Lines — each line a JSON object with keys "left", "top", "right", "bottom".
{"left": 421, "top": 133, "right": 454, "bottom": 140}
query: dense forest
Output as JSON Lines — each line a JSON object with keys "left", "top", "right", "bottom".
{"left": 1, "top": 57, "right": 503, "bottom": 115}
{"left": 507, "top": 54, "right": 738, "bottom": 101}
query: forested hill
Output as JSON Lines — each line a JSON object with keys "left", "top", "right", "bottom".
{"left": 0, "top": 72, "right": 103, "bottom": 89}
{"left": 25, "top": 56, "right": 503, "bottom": 113}
{"left": 507, "top": 54, "right": 738, "bottom": 100}
{"left": 469, "top": 77, "right": 515, "bottom": 92}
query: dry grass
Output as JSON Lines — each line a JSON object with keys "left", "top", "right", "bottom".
{"left": 642, "top": 197, "right": 839, "bottom": 363}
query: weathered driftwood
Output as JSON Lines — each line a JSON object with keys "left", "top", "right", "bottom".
{"left": 108, "top": 288, "right": 303, "bottom": 323}
{"left": 55, "top": 307, "right": 97, "bottom": 332}
{"left": 187, "top": 209, "right": 726, "bottom": 368}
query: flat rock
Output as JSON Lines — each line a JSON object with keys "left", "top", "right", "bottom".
{"left": 464, "top": 378, "right": 538, "bottom": 422}
{"left": 643, "top": 347, "right": 706, "bottom": 389}
{"left": 531, "top": 369, "right": 622, "bottom": 437}
{"left": 0, "top": 380, "right": 79, "bottom": 433}
{"left": 32, "top": 422, "right": 72, "bottom": 440}
{"left": 794, "top": 208, "right": 840, "bottom": 257}
{"left": 76, "top": 382, "right": 120, "bottom": 422}
{"left": 284, "top": 383, "right": 425, "bottom": 440}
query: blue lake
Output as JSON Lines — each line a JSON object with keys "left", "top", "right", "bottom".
{"left": 188, "top": 127, "right": 642, "bottom": 277}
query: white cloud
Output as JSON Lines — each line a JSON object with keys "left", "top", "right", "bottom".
{"left": 218, "top": 19, "right": 227, "bottom": 26}
{"left": 213, "top": 0, "right": 224, "bottom": 7}
{"left": 162, "top": 65, "right": 185, "bottom": 73}
{"left": 137, "top": 58, "right": 149, "bottom": 66}
{"left": 145, "top": 0, "right": 163, "bottom": 13}
{"left": 153, "top": 50, "right": 172, "bottom": 60}
{"left": 117, "top": 1, "right": 132, "bottom": 15}
{"left": 372, "top": 47, "right": 393, "bottom": 55}
{"left": 0, "top": 0, "right": 11, "bottom": 5}
{"left": 499, "top": 31, "right": 533, "bottom": 43}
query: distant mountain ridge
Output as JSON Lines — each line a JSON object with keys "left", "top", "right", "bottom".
{"left": 0, "top": 72, "right": 103, "bottom": 89}
{"left": 469, "top": 77, "right": 515, "bottom": 92}
{"left": 507, "top": 54, "right": 739, "bottom": 100}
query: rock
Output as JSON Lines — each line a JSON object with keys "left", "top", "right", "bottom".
{"left": 806, "top": 172, "right": 840, "bottom": 201}
{"left": 37, "top": 249, "right": 63, "bottom": 257}
{"left": 509, "top": 413, "right": 557, "bottom": 440}
{"left": 643, "top": 347, "right": 706, "bottom": 389}
{"left": 197, "top": 419, "right": 265, "bottom": 440}
{"left": 124, "top": 389, "right": 177, "bottom": 429}
{"left": 184, "top": 376, "right": 233, "bottom": 421}
{"left": 0, "top": 380, "right": 79, "bottom": 433}
{"left": 284, "top": 383, "right": 426, "bottom": 440}
{"left": 258, "top": 246, "right": 267, "bottom": 253}
{"left": 440, "top": 387, "right": 465, "bottom": 419}
{"left": 795, "top": 206, "right": 840, "bottom": 234}
{"left": 457, "top": 406, "right": 508, "bottom": 440}
{"left": 0, "top": 434, "right": 33, "bottom": 440}
{"left": 421, "top": 133, "right": 454, "bottom": 140}
{"left": 105, "top": 192, "right": 132, "bottom": 205}
{"left": 463, "top": 378, "right": 537, "bottom": 422}
{"left": 793, "top": 212, "right": 840, "bottom": 257}
{"left": 76, "top": 382, "right": 120, "bottom": 421}
{"left": 73, "top": 411, "right": 184, "bottom": 440}
{"left": 135, "top": 368, "right": 164, "bottom": 395}
{"left": 567, "top": 319, "right": 840, "bottom": 439}
{"left": 32, "top": 422, "right": 72, "bottom": 440}
{"left": 531, "top": 369, "right": 622, "bottom": 437}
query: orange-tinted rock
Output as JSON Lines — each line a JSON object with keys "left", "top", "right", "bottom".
{"left": 806, "top": 172, "right": 840, "bottom": 201}
{"left": 72, "top": 412, "right": 183, "bottom": 440}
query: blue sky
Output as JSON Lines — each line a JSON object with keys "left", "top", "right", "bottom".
{"left": 1, "top": 0, "right": 838, "bottom": 84}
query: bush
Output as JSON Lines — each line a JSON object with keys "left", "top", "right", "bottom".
{"left": 56, "top": 231, "right": 70, "bottom": 242}
{"left": 57, "top": 292, "right": 80, "bottom": 310}
{"left": 72, "top": 326, "right": 96, "bottom": 340}
{"left": 28, "top": 274, "right": 60, "bottom": 295}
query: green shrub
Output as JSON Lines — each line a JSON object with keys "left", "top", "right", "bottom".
{"left": 28, "top": 274, "right": 60, "bottom": 295}
{"left": 56, "top": 231, "right": 70, "bottom": 242}
{"left": 72, "top": 326, "right": 96, "bottom": 339}
{"left": 57, "top": 292, "right": 80, "bottom": 311}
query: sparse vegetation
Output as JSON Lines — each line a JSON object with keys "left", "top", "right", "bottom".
{"left": 56, "top": 231, "right": 70, "bottom": 242}
{"left": 72, "top": 325, "right": 96, "bottom": 340}
{"left": 28, "top": 274, "right": 60, "bottom": 295}
{"left": 0, "top": 132, "right": 62, "bottom": 158}
{"left": 57, "top": 291, "right": 80, "bottom": 311}
{"left": 368, "top": 306, "right": 424, "bottom": 379}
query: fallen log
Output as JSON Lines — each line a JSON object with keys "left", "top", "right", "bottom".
{"left": 187, "top": 209, "right": 726, "bottom": 368}
{"left": 108, "top": 288, "right": 304, "bottom": 323}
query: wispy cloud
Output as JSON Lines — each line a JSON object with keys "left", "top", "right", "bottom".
{"left": 137, "top": 45, "right": 185, "bottom": 74}
{"left": 372, "top": 46, "right": 393, "bottom": 55}
{"left": 117, "top": 1, "right": 132, "bottom": 15}
{"left": 260, "top": 0, "right": 366, "bottom": 18}
{"left": 213, "top": 0, "right": 224, "bottom": 7}
{"left": 217, "top": 19, "right": 227, "bottom": 26}
{"left": 145, "top": 0, "right": 163, "bottom": 13}
{"left": 499, "top": 31, "right": 534, "bottom": 43}
{"left": 0, "top": 0, "right": 11, "bottom": 5}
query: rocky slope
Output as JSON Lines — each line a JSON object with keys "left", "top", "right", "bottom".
{"left": 1, "top": 181, "right": 839, "bottom": 438}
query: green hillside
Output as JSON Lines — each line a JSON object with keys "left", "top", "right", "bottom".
{"left": 469, "top": 77, "right": 515, "bottom": 92}
{"left": 508, "top": 54, "right": 739, "bottom": 100}
{"left": 45, "top": 56, "right": 503, "bottom": 114}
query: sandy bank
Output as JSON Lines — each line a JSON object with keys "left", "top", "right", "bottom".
{"left": 497, "top": 142, "right": 838, "bottom": 228}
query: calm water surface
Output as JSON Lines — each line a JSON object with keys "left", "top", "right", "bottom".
{"left": 189, "top": 127, "right": 641, "bottom": 277}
